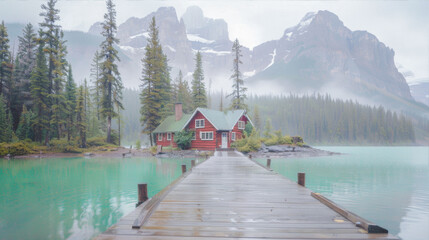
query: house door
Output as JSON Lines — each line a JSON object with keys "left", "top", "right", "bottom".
{"left": 221, "top": 132, "right": 228, "bottom": 148}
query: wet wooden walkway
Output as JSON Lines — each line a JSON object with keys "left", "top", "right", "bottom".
{"left": 95, "top": 151, "right": 398, "bottom": 240}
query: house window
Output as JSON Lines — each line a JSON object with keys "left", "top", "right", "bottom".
{"left": 200, "top": 131, "right": 213, "bottom": 140}
{"left": 195, "top": 119, "right": 205, "bottom": 128}
{"left": 231, "top": 132, "right": 236, "bottom": 141}
{"left": 158, "top": 133, "right": 162, "bottom": 141}
{"left": 238, "top": 121, "right": 245, "bottom": 129}
{"left": 192, "top": 132, "right": 196, "bottom": 140}
{"left": 167, "top": 133, "right": 171, "bottom": 140}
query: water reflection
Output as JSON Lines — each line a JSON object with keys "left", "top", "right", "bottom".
{"left": 0, "top": 157, "right": 193, "bottom": 240}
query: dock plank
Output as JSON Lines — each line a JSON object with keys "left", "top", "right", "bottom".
{"left": 95, "top": 151, "right": 398, "bottom": 240}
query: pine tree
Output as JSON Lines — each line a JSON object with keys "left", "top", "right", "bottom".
{"left": 263, "top": 118, "right": 272, "bottom": 138}
{"left": 191, "top": 51, "right": 207, "bottom": 108}
{"left": 75, "top": 85, "right": 86, "bottom": 148}
{"left": 16, "top": 23, "right": 37, "bottom": 110}
{"left": 140, "top": 17, "right": 171, "bottom": 146}
{"left": 228, "top": 38, "right": 247, "bottom": 110}
{"left": 16, "top": 105, "right": 33, "bottom": 140}
{"left": 176, "top": 70, "right": 193, "bottom": 113}
{"left": 65, "top": 64, "right": 76, "bottom": 141}
{"left": 50, "top": 29, "right": 68, "bottom": 139}
{"left": 30, "top": 35, "right": 49, "bottom": 143}
{"left": 0, "top": 94, "right": 12, "bottom": 143}
{"left": 99, "top": 0, "right": 123, "bottom": 143}
{"left": 0, "top": 21, "right": 12, "bottom": 104}
{"left": 39, "top": 0, "right": 62, "bottom": 144}
{"left": 219, "top": 89, "right": 224, "bottom": 111}
{"left": 90, "top": 50, "right": 102, "bottom": 120}
{"left": 253, "top": 105, "right": 261, "bottom": 130}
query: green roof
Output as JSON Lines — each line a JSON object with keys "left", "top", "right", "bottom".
{"left": 153, "top": 108, "right": 250, "bottom": 133}
{"left": 153, "top": 113, "right": 192, "bottom": 133}
{"left": 197, "top": 108, "right": 245, "bottom": 130}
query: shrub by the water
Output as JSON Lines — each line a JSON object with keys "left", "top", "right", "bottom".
{"left": 49, "top": 139, "right": 82, "bottom": 153}
{"left": 87, "top": 137, "right": 108, "bottom": 147}
{"left": 136, "top": 140, "right": 141, "bottom": 150}
{"left": 174, "top": 130, "right": 194, "bottom": 150}
{"left": 231, "top": 130, "right": 261, "bottom": 153}
{"left": 0, "top": 142, "right": 33, "bottom": 157}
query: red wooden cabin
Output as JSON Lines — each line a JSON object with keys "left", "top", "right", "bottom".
{"left": 153, "top": 103, "right": 253, "bottom": 150}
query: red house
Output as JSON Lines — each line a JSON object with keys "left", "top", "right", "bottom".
{"left": 153, "top": 103, "right": 253, "bottom": 150}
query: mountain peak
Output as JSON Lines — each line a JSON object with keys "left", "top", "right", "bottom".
{"left": 182, "top": 5, "right": 229, "bottom": 42}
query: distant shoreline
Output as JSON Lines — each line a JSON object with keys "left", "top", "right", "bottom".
{"left": 8, "top": 145, "right": 340, "bottom": 160}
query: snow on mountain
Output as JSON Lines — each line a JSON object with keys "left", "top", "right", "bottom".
{"left": 186, "top": 34, "right": 215, "bottom": 44}
{"left": 130, "top": 32, "right": 149, "bottom": 39}
{"left": 263, "top": 49, "right": 276, "bottom": 71}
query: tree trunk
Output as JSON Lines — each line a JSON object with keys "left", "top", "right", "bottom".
{"left": 107, "top": 115, "right": 111, "bottom": 143}
{"left": 118, "top": 115, "right": 121, "bottom": 146}
{"left": 149, "top": 132, "right": 153, "bottom": 147}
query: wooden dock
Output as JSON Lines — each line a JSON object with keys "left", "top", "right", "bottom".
{"left": 95, "top": 151, "right": 398, "bottom": 240}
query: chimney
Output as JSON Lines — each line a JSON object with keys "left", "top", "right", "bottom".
{"left": 175, "top": 103, "right": 183, "bottom": 121}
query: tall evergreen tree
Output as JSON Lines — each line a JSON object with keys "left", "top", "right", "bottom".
{"left": 65, "top": 64, "right": 76, "bottom": 141}
{"left": 175, "top": 70, "right": 193, "bottom": 113}
{"left": 99, "top": 0, "right": 123, "bottom": 143}
{"left": 263, "top": 118, "right": 273, "bottom": 138}
{"left": 16, "top": 105, "right": 33, "bottom": 140}
{"left": 90, "top": 50, "right": 102, "bottom": 120}
{"left": 39, "top": 0, "right": 63, "bottom": 144}
{"left": 191, "top": 51, "right": 207, "bottom": 108}
{"left": 75, "top": 85, "right": 86, "bottom": 148}
{"left": 228, "top": 38, "right": 247, "bottom": 110}
{"left": 30, "top": 35, "right": 49, "bottom": 143}
{"left": 219, "top": 89, "right": 224, "bottom": 111}
{"left": 16, "top": 23, "right": 37, "bottom": 110}
{"left": 140, "top": 17, "right": 171, "bottom": 146}
{"left": 0, "top": 21, "right": 12, "bottom": 103}
{"left": 50, "top": 29, "right": 68, "bottom": 139}
{"left": 0, "top": 94, "right": 13, "bottom": 143}
{"left": 253, "top": 105, "right": 261, "bottom": 130}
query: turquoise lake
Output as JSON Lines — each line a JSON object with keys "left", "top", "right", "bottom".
{"left": 0, "top": 147, "right": 428, "bottom": 240}
{"left": 256, "top": 146, "right": 429, "bottom": 240}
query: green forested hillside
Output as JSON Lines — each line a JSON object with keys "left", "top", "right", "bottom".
{"left": 247, "top": 94, "right": 416, "bottom": 145}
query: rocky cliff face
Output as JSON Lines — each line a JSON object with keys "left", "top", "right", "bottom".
{"left": 248, "top": 10, "right": 413, "bottom": 102}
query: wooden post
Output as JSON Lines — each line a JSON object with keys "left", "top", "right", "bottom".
{"left": 191, "top": 160, "right": 196, "bottom": 168}
{"left": 298, "top": 173, "right": 305, "bottom": 187}
{"left": 267, "top": 158, "right": 271, "bottom": 168}
{"left": 182, "top": 164, "right": 187, "bottom": 174}
{"left": 136, "top": 183, "right": 148, "bottom": 207}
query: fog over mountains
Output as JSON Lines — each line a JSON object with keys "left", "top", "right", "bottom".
{"left": 6, "top": 6, "right": 429, "bottom": 115}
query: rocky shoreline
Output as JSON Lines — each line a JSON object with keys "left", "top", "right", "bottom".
{"left": 248, "top": 144, "right": 340, "bottom": 159}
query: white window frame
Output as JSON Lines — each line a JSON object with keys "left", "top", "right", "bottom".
{"left": 200, "top": 131, "right": 213, "bottom": 141}
{"left": 195, "top": 119, "right": 205, "bottom": 128}
{"left": 192, "top": 132, "right": 196, "bottom": 140}
{"left": 231, "top": 132, "right": 236, "bottom": 141}
{"left": 238, "top": 121, "right": 245, "bottom": 129}
{"left": 167, "top": 132, "right": 171, "bottom": 141}
{"left": 158, "top": 133, "right": 163, "bottom": 141}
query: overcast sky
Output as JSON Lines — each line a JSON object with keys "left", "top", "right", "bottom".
{"left": 1, "top": 0, "right": 428, "bottom": 84}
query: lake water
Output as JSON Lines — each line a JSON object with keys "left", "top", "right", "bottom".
{"left": 256, "top": 146, "right": 429, "bottom": 240}
{"left": 0, "top": 147, "right": 428, "bottom": 240}
{"left": 0, "top": 156, "right": 195, "bottom": 240}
